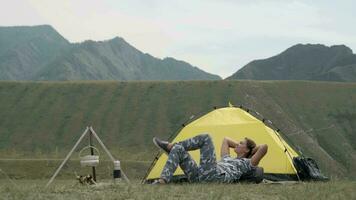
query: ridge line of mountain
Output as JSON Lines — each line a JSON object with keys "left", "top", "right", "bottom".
{"left": 0, "top": 24, "right": 221, "bottom": 81}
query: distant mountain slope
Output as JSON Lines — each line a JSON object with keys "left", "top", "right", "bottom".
{"left": 36, "top": 37, "right": 220, "bottom": 80}
{"left": 0, "top": 25, "right": 70, "bottom": 80}
{"left": 0, "top": 25, "right": 221, "bottom": 80}
{"left": 227, "top": 44, "right": 356, "bottom": 82}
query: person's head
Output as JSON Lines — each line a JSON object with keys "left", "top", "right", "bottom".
{"left": 234, "top": 137, "right": 256, "bottom": 158}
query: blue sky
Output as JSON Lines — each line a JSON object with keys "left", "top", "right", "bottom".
{"left": 1, "top": 0, "right": 356, "bottom": 78}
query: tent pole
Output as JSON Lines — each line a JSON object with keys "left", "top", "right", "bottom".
{"left": 242, "top": 104, "right": 301, "bottom": 181}
{"left": 141, "top": 151, "right": 160, "bottom": 184}
{"left": 89, "top": 130, "right": 97, "bottom": 182}
{"left": 272, "top": 129, "right": 301, "bottom": 181}
{"left": 142, "top": 106, "right": 218, "bottom": 183}
{"left": 46, "top": 127, "right": 90, "bottom": 187}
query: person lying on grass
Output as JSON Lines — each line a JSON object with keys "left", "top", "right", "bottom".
{"left": 152, "top": 134, "right": 268, "bottom": 184}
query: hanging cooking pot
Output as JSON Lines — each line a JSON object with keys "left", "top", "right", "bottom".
{"left": 79, "top": 146, "right": 100, "bottom": 167}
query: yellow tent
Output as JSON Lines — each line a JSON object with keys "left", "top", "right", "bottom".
{"left": 144, "top": 105, "right": 300, "bottom": 182}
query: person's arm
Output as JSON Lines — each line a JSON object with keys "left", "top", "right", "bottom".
{"left": 250, "top": 144, "right": 268, "bottom": 166}
{"left": 221, "top": 137, "right": 238, "bottom": 157}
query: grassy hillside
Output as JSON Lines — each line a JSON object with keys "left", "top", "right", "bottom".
{"left": 0, "top": 80, "right": 355, "bottom": 179}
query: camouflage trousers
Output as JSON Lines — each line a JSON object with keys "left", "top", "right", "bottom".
{"left": 160, "top": 134, "right": 219, "bottom": 183}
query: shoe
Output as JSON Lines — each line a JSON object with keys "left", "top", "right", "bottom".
{"left": 153, "top": 137, "right": 171, "bottom": 154}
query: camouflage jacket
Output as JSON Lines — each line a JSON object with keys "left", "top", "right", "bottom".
{"left": 215, "top": 155, "right": 252, "bottom": 183}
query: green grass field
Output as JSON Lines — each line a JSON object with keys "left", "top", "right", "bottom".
{"left": 0, "top": 80, "right": 355, "bottom": 199}
{"left": 1, "top": 180, "right": 355, "bottom": 200}
{"left": 0, "top": 159, "right": 149, "bottom": 180}
{"left": 0, "top": 80, "right": 355, "bottom": 181}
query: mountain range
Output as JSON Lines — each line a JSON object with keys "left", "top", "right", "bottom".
{"left": 1, "top": 25, "right": 356, "bottom": 81}
{"left": 228, "top": 44, "right": 356, "bottom": 82}
{"left": 0, "top": 25, "right": 221, "bottom": 80}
